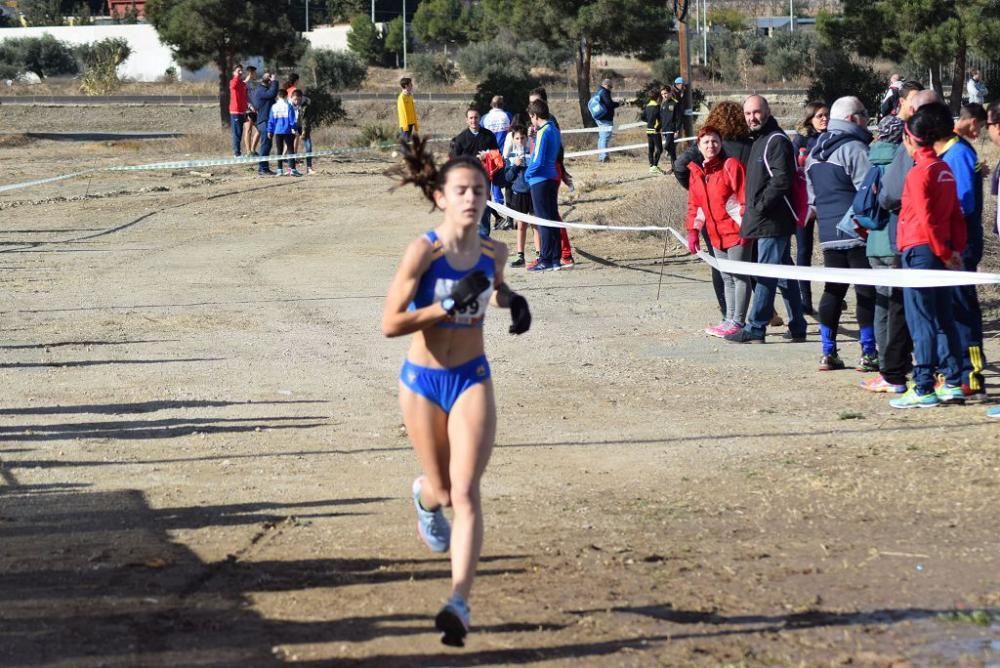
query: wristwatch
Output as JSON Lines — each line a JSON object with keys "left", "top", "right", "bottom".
{"left": 441, "top": 297, "right": 457, "bottom": 316}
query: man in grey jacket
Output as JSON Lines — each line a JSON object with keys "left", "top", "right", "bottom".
{"left": 804, "top": 96, "right": 875, "bottom": 371}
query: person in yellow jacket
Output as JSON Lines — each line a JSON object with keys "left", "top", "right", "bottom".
{"left": 398, "top": 77, "right": 419, "bottom": 142}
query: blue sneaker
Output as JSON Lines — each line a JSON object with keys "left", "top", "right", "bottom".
{"left": 435, "top": 594, "right": 470, "bottom": 647}
{"left": 525, "top": 260, "right": 551, "bottom": 272}
{"left": 934, "top": 383, "right": 966, "bottom": 404}
{"left": 412, "top": 477, "right": 450, "bottom": 552}
{"left": 986, "top": 406, "right": 1000, "bottom": 418}
{"left": 889, "top": 387, "right": 940, "bottom": 409}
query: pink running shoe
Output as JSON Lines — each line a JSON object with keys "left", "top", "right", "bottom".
{"left": 715, "top": 322, "right": 742, "bottom": 338}
{"left": 859, "top": 374, "right": 906, "bottom": 393}
{"left": 704, "top": 322, "right": 728, "bottom": 338}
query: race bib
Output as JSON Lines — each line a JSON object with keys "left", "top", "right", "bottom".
{"left": 434, "top": 277, "right": 492, "bottom": 325}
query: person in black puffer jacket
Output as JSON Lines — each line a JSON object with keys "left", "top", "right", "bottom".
{"left": 724, "top": 95, "right": 807, "bottom": 344}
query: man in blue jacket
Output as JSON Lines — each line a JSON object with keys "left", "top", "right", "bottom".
{"left": 525, "top": 98, "right": 563, "bottom": 271}
{"left": 594, "top": 78, "right": 620, "bottom": 163}
{"left": 252, "top": 71, "right": 279, "bottom": 176}
{"left": 804, "top": 96, "right": 876, "bottom": 372}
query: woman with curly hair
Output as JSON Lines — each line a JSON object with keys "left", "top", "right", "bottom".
{"left": 791, "top": 101, "right": 829, "bottom": 315}
{"left": 673, "top": 101, "right": 754, "bottom": 320}
{"left": 382, "top": 136, "right": 532, "bottom": 645}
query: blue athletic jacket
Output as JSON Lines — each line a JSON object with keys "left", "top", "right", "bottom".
{"left": 940, "top": 136, "right": 984, "bottom": 266}
{"left": 267, "top": 99, "right": 297, "bottom": 135}
{"left": 525, "top": 121, "right": 560, "bottom": 186}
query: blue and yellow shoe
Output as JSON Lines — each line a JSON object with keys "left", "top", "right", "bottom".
{"left": 889, "top": 387, "right": 940, "bottom": 409}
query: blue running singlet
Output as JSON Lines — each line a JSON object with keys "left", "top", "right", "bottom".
{"left": 410, "top": 230, "right": 496, "bottom": 329}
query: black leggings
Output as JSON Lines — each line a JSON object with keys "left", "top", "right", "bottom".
{"left": 647, "top": 133, "right": 662, "bottom": 166}
{"left": 820, "top": 246, "right": 875, "bottom": 333}
{"left": 275, "top": 134, "right": 295, "bottom": 171}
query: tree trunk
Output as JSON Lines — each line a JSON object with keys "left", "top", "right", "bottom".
{"left": 950, "top": 42, "right": 967, "bottom": 113}
{"left": 575, "top": 37, "right": 593, "bottom": 127}
{"left": 217, "top": 54, "right": 230, "bottom": 128}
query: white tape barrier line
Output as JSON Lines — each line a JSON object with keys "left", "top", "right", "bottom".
{"left": 561, "top": 121, "right": 645, "bottom": 135}
{"left": 0, "top": 169, "right": 100, "bottom": 194}
{"left": 489, "top": 200, "right": 669, "bottom": 233}
{"left": 664, "top": 227, "right": 1000, "bottom": 288}
{"left": 564, "top": 142, "right": 649, "bottom": 159}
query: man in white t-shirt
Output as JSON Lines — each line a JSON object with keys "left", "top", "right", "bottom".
{"left": 481, "top": 95, "right": 513, "bottom": 226}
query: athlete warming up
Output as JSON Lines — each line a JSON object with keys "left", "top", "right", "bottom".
{"left": 381, "top": 136, "right": 532, "bottom": 646}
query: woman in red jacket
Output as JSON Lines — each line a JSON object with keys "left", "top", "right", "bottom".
{"left": 890, "top": 102, "right": 967, "bottom": 409}
{"left": 685, "top": 126, "right": 749, "bottom": 337}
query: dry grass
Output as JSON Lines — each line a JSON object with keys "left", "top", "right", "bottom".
{"left": 0, "top": 133, "right": 35, "bottom": 148}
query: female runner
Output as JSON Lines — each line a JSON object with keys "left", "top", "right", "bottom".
{"left": 381, "top": 136, "right": 532, "bottom": 646}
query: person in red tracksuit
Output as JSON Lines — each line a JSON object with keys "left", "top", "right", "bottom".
{"left": 684, "top": 126, "right": 749, "bottom": 338}
{"left": 890, "top": 102, "right": 968, "bottom": 409}
{"left": 228, "top": 64, "right": 249, "bottom": 158}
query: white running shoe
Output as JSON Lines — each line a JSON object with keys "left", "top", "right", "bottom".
{"left": 436, "top": 594, "right": 470, "bottom": 647}
{"left": 412, "top": 477, "right": 450, "bottom": 552}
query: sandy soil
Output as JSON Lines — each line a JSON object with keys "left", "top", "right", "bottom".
{"left": 0, "top": 111, "right": 998, "bottom": 667}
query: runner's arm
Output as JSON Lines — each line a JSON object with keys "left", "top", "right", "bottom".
{"left": 381, "top": 238, "right": 447, "bottom": 337}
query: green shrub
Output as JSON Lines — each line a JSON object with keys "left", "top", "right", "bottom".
{"left": 306, "top": 48, "right": 366, "bottom": 91}
{"left": 457, "top": 40, "right": 528, "bottom": 81}
{"left": 0, "top": 35, "right": 78, "bottom": 79}
{"left": 765, "top": 31, "right": 817, "bottom": 82}
{"left": 346, "top": 14, "right": 383, "bottom": 65}
{"left": 409, "top": 52, "right": 459, "bottom": 86}
{"left": 76, "top": 38, "right": 130, "bottom": 94}
{"left": 808, "top": 47, "right": 883, "bottom": 115}
{"left": 304, "top": 89, "right": 347, "bottom": 128}
{"left": 470, "top": 70, "right": 541, "bottom": 116}
{"left": 651, "top": 49, "right": 680, "bottom": 85}
{"left": 351, "top": 123, "right": 397, "bottom": 148}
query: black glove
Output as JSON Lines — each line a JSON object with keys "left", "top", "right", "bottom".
{"left": 450, "top": 270, "right": 490, "bottom": 310}
{"left": 508, "top": 294, "right": 531, "bottom": 335}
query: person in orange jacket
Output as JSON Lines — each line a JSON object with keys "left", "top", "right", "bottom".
{"left": 684, "top": 126, "right": 749, "bottom": 338}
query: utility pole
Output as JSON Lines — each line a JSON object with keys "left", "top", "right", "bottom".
{"left": 674, "top": 0, "right": 692, "bottom": 137}
{"left": 703, "top": 0, "right": 708, "bottom": 68}
{"left": 371, "top": 0, "right": 375, "bottom": 23}
{"left": 402, "top": 0, "right": 407, "bottom": 71}
{"left": 789, "top": 0, "right": 794, "bottom": 31}
{"left": 305, "top": 0, "right": 309, "bottom": 32}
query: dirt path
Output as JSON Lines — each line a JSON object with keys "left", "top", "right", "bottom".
{"left": 0, "top": 138, "right": 998, "bottom": 667}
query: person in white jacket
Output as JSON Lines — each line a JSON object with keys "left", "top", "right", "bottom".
{"left": 967, "top": 70, "right": 988, "bottom": 105}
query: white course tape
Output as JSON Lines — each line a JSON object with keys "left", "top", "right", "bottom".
{"left": 564, "top": 142, "right": 648, "bottom": 159}
{"left": 561, "top": 121, "right": 645, "bottom": 135}
{"left": 664, "top": 227, "right": 1000, "bottom": 288}
{"left": 489, "top": 200, "right": 669, "bottom": 233}
{"left": 0, "top": 169, "right": 100, "bottom": 194}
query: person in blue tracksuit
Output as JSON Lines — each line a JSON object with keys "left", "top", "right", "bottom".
{"left": 525, "top": 98, "right": 563, "bottom": 271}
{"left": 267, "top": 88, "right": 300, "bottom": 176}
{"left": 938, "top": 131, "right": 987, "bottom": 398}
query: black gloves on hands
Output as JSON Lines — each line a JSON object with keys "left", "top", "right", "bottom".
{"left": 509, "top": 294, "right": 531, "bottom": 335}
{"left": 450, "top": 270, "right": 491, "bottom": 310}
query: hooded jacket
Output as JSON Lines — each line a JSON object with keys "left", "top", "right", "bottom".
{"left": 643, "top": 99, "right": 661, "bottom": 134}
{"left": 686, "top": 154, "right": 746, "bottom": 251}
{"left": 897, "top": 146, "right": 967, "bottom": 262}
{"left": 267, "top": 98, "right": 297, "bottom": 135}
{"left": 741, "top": 115, "right": 797, "bottom": 239}
{"left": 805, "top": 118, "right": 873, "bottom": 249}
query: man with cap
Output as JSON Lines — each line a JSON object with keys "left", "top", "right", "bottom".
{"left": 594, "top": 78, "right": 621, "bottom": 162}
